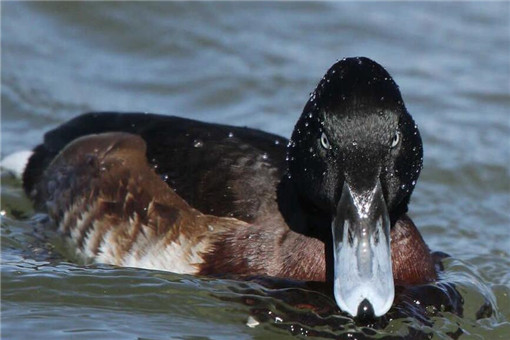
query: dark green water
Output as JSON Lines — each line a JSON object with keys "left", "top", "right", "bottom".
{"left": 1, "top": 2, "right": 509, "bottom": 339}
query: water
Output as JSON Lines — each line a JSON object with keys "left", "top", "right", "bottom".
{"left": 1, "top": 2, "right": 509, "bottom": 339}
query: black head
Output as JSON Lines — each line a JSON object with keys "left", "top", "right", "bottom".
{"left": 286, "top": 57, "right": 423, "bottom": 317}
{"left": 287, "top": 56, "right": 422, "bottom": 225}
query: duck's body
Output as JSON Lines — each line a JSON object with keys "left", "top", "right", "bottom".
{"left": 25, "top": 121, "right": 435, "bottom": 283}
{"left": 23, "top": 57, "right": 440, "bottom": 318}
{"left": 24, "top": 113, "right": 436, "bottom": 284}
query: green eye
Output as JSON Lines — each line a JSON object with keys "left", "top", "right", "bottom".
{"left": 320, "top": 132, "right": 331, "bottom": 150}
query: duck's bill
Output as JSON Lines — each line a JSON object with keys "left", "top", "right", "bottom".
{"left": 332, "top": 180, "right": 394, "bottom": 318}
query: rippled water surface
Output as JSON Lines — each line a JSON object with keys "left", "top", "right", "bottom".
{"left": 1, "top": 2, "right": 509, "bottom": 339}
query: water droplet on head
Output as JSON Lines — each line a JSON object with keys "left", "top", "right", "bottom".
{"left": 262, "top": 153, "right": 268, "bottom": 160}
{"left": 193, "top": 139, "right": 203, "bottom": 148}
{"left": 228, "top": 132, "right": 234, "bottom": 138}
{"left": 380, "top": 96, "right": 385, "bottom": 101}
{"left": 274, "top": 140, "right": 280, "bottom": 145}
{"left": 401, "top": 184, "right": 406, "bottom": 190}
{"left": 352, "top": 141, "right": 358, "bottom": 147}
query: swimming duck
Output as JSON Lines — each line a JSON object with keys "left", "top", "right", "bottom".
{"left": 23, "top": 57, "right": 437, "bottom": 318}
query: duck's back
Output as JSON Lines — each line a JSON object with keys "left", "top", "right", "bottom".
{"left": 24, "top": 112, "right": 289, "bottom": 223}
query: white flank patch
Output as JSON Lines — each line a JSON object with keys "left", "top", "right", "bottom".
{"left": 59, "top": 199, "right": 207, "bottom": 275}
{"left": 1, "top": 150, "right": 33, "bottom": 178}
{"left": 121, "top": 233, "right": 206, "bottom": 274}
{"left": 71, "top": 210, "right": 94, "bottom": 244}
{"left": 58, "top": 198, "right": 83, "bottom": 233}
{"left": 95, "top": 227, "right": 123, "bottom": 266}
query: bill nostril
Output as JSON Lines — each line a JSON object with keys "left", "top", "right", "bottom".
{"left": 356, "top": 299, "right": 375, "bottom": 320}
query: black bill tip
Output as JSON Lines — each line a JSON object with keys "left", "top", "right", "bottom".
{"left": 356, "top": 299, "right": 375, "bottom": 320}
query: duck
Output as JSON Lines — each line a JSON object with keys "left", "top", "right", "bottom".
{"left": 22, "top": 57, "right": 438, "bottom": 319}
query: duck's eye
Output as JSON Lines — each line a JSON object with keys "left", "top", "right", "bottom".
{"left": 320, "top": 132, "right": 331, "bottom": 150}
{"left": 390, "top": 131, "right": 401, "bottom": 148}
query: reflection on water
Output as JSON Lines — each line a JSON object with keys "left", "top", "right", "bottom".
{"left": 2, "top": 2, "right": 509, "bottom": 339}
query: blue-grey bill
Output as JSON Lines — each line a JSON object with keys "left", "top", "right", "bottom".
{"left": 332, "top": 180, "right": 394, "bottom": 317}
